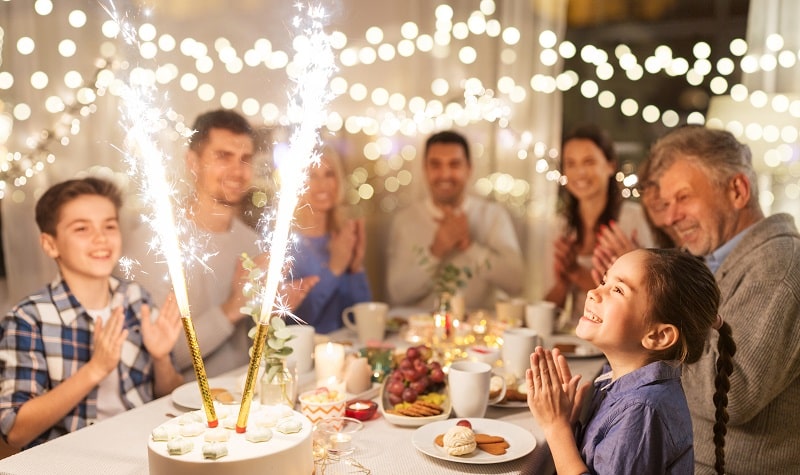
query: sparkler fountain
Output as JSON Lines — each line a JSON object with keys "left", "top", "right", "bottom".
{"left": 110, "top": 2, "right": 218, "bottom": 427}
{"left": 235, "top": 4, "right": 337, "bottom": 433}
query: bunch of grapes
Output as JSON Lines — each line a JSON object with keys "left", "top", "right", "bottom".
{"left": 385, "top": 346, "right": 446, "bottom": 405}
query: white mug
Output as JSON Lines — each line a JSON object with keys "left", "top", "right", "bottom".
{"left": 285, "top": 325, "right": 315, "bottom": 374}
{"left": 525, "top": 301, "right": 557, "bottom": 337}
{"left": 502, "top": 328, "right": 544, "bottom": 380}
{"left": 342, "top": 302, "right": 388, "bottom": 343}
{"left": 447, "top": 360, "right": 506, "bottom": 418}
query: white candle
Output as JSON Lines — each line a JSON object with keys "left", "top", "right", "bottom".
{"left": 314, "top": 342, "right": 345, "bottom": 383}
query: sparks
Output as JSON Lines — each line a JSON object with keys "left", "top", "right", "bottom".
{"left": 108, "top": 2, "right": 218, "bottom": 427}
{"left": 237, "top": 2, "right": 337, "bottom": 432}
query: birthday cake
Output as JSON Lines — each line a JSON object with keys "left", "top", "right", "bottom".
{"left": 147, "top": 403, "right": 313, "bottom": 475}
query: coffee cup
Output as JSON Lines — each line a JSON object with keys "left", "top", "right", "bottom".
{"left": 501, "top": 328, "right": 544, "bottom": 379}
{"left": 342, "top": 302, "right": 388, "bottom": 343}
{"left": 447, "top": 360, "right": 506, "bottom": 418}
{"left": 525, "top": 301, "right": 557, "bottom": 337}
{"left": 286, "top": 325, "right": 315, "bottom": 374}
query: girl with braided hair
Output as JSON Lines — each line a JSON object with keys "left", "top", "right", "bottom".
{"left": 526, "top": 248, "right": 735, "bottom": 475}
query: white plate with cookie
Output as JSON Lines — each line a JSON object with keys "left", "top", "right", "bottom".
{"left": 546, "top": 334, "right": 603, "bottom": 358}
{"left": 170, "top": 377, "right": 242, "bottom": 410}
{"left": 412, "top": 418, "right": 536, "bottom": 464}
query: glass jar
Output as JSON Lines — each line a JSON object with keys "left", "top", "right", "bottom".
{"left": 260, "top": 357, "right": 296, "bottom": 407}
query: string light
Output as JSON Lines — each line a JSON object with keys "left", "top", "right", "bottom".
{"left": 2, "top": 1, "right": 798, "bottom": 206}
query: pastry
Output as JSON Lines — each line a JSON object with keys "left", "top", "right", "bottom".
{"left": 167, "top": 437, "right": 193, "bottom": 456}
{"left": 179, "top": 422, "right": 206, "bottom": 437}
{"left": 276, "top": 418, "right": 303, "bottom": 434}
{"left": 442, "top": 426, "right": 477, "bottom": 456}
{"left": 204, "top": 429, "right": 231, "bottom": 443}
{"left": 245, "top": 427, "right": 273, "bottom": 443}
{"left": 202, "top": 442, "right": 229, "bottom": 460}
{"left": 151, "top": 425, "right": 179, "bottom": 442}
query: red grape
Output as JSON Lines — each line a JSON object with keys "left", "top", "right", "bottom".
{"left": 410, "top": 378, "right": 429, "bottom": 394}
{"left": 406, "top": 346, "right": 421, "bottom": 360}
{"left": 388, "top": 393, "right": 403, "bottom": 405}
{"left": 456, "top": 419, "right": 472, "bottom": 429}
{"left": 402, "top": 387, "right": 418, "bottom": 403}
{"left": 429, "top": 367, "right": 445, "bottom": 383}
{"left": 387, "top": 380, "right": 405, "bottom": 396}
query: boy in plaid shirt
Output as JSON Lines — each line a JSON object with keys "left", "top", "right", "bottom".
{"left": 0, "top": 178, "right": 183, "bottom": 449}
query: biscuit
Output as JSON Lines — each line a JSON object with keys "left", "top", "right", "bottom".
{"left": 474, "top": 434, "right": 505, "bottom": 444}
{"left": 393, "top": 401, "right": 444, "bottom": 417}
{"left": 210, "top": 388, "right": 234, "bottom": 403}
{"left": 478, "top": 441, "right": 508, "bottom": 455}
{"left": 435, "top": 434, "right": 444, "bottom": 447}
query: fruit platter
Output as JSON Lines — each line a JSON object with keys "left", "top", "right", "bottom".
{"left": 379, "top": 345, "right": 451, "bottom": 427}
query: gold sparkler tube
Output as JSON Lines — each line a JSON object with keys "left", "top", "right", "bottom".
{"left": 181, "top": 315, "right": 218, "bottom": 428}
{"left": 236, "top": 321, "right": 269, "bottom": 433}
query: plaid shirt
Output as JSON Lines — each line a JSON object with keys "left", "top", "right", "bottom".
{"left": 0, "top": 275, "right": 157, "bottom": 449}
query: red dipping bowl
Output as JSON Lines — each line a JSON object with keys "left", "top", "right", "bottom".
{"left": 345, "top": 400, "right": 378, "bottom": 421}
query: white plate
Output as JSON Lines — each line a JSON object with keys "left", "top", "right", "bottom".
{"left": 170, "top": 377, "right": 241, "bottom": 410}
{"left": 379, "top": 382, "right": 451, "bottom": 427}
{"left": 491, "top": 399, "right": 529, "bottom": 409}
{"left": 546, "top": 335, "right": 604, "bottom": 358}
{"left": 412, "top": 418, "right": 536, "bottom": 464}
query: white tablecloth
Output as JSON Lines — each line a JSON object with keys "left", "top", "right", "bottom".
{"left": 0, "top": 327, "right": 605, "bottom": 475}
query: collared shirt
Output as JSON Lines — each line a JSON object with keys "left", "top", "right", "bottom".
{"left": 0, "top": 276, "right": 157, "bottom": 449}
{"left": 578, "top": 361, "right": 693, "bottom": 475}
{"left": 704, "top": 225, "right": 751, "bottom": 274}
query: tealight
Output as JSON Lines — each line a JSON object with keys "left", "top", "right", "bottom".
{"left": 345, "top": 400, "right": 377, "bottom": 421}
{"left": 314, "top": 417, "right": 363, "bottom": 456}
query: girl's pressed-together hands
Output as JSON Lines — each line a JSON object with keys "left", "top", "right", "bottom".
{"left": 526, "top": 346, "right": 592, "bottom": 475}
{"left": 526, "top": 347, "right": 589, "bottom": 430}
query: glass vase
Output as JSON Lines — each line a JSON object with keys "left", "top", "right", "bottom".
{"left": 260, "top": 357, "right": 296, "bottom": 407}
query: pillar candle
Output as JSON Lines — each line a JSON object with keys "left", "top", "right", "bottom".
{"left": 314, "top": 342, "right": 345, "bottom": 383}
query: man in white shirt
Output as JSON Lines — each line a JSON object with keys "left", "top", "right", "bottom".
{"left": 386, "top": 130, "right": 524, "bottom": 311}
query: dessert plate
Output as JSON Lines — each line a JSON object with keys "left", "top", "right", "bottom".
{"left": 171, "top": 377, "right": 241, "bottom": 410}
{"left": 490, "top": 399, "right": 529, "bottom": 409}
{"left": 412, "top": 418, "right": 536, "bottom": 464}
{"left": 546, "top": 335, "right": 603, "bottom": 358}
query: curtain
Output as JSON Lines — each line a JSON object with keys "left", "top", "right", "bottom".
{"left": 0, "top": 0, "right": 567, "bottom": 308}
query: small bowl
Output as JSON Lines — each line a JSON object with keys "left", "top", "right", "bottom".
{"left": 314, "top": 417, "right": 363, "bottom": 457}
{"left": 299, "top": 389, "right": 346, "bottom": 424}
{"left": 466, "top": 345, "right": 501, "bottom": 366}
{"left": 345, "top": 400, "right": 378, "bottom": 421}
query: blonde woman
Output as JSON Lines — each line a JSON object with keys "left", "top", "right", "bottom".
{"left": 290, "top": 146, "right": 371, "bottom": 333}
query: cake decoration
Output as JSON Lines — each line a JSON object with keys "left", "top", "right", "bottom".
{"left": 202, "top": 442, "right": 229, "bottom": 460}
{"left": 245, "top": 427, "right": 273, "bottom": 443}
{"left": 167, "top": 437, "right": 194, "bottom": 456}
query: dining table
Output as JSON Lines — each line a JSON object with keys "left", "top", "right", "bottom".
{"left": 0, "top": 318, "right": 606, "bottom": 475}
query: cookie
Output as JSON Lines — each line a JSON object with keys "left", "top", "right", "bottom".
{"left": 478, "top": 441, "right": 509, "bottom": 455}
{"left": 474, "top": 434, "right": 505, "bottom": 444}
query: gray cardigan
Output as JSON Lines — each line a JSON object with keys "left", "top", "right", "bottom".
{"left": 683, "top": 213, "right": 800, "bottom": 474}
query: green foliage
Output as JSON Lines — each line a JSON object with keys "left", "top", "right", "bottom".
{"left": 414, "top": 245, "right": 488, "bottom": 297}
{"left": 241, "top": 252, "right": 294, "bottom": 362}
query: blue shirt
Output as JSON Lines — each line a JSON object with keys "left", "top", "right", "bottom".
{"left": 0, "top": 276, "right": 158, "bottom": 449}
{"left": 578, "top": 361, "right": 693, "bottom": 475}
{"left": 290, "top": 234, "right": 372, "bottom": 334}
{"left": 704, "top": 225, "right": 751, "bottom": 274}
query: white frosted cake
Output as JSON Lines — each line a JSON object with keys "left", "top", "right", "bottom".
{"left": 147, "top": 403, "right": 313, "bottom": 475}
